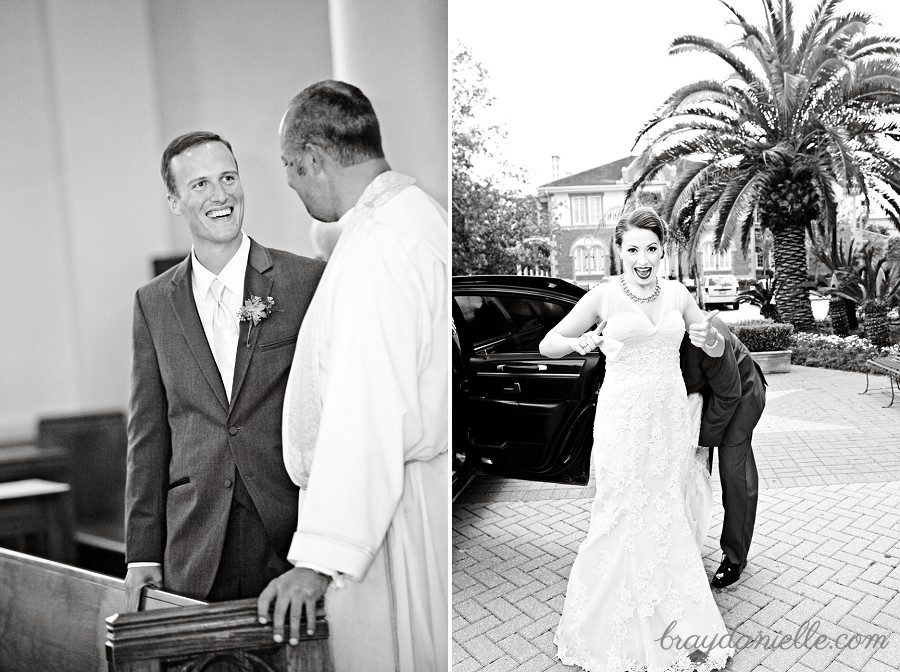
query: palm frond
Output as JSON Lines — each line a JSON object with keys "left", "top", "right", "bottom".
{"left": 666, "top": 162, "right": 721, "bottom": 223}
{"left": 815, "top": 174, "right": 840, "bottom": 245}
{"left": 819, "top": 13, "right": 876, "bottom": 52}
{"left": 796, "top": 0, "right": 842, "bottom": 68}
{"left": 845, "top": 34, "right": 900, "bottom": 61}
{"left": 670, "top": 35, "right": 760, "bottom": 87}
{"left": 780, "top": 0, "right": 797, "bottom": 67}
{"left": 716, "top": 171, "right": 762, "bottom": 254}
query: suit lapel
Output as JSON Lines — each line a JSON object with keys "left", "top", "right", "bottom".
{"left": 168, "top": 257, "right": 229, "bottom": 412}
{"left": 229, "top": 239, "right": 274, "bottom": 414}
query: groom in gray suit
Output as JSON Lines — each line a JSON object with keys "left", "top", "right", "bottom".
{"left": 680, "top": 314, "right": 766, "bottom": 588}
{"left": 124, "top": 131, "right": 324, "bottom": 608}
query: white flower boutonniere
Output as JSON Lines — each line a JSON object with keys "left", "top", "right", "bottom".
{"left": 237, "top": 295, "right": 277, "bottom": 347}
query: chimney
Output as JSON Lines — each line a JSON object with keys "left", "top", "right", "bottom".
{"left": 552, "top": 155, "right": 559, "bottom": 180}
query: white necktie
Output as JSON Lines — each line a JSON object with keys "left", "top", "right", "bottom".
{"left": 210, "top": 277, "right": 238, "bottom": 401}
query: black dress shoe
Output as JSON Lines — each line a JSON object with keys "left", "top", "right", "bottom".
{"left": 711, "top": 556, "right": 741, "bottom": 588}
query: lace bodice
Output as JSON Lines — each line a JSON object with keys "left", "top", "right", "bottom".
{"left": 601, "top": 309, "right": 685, "bottom": 377}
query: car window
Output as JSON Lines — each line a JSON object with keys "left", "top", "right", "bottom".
{"left": 455, "top": 295, "right": 510, "bottom": 347}
{"left": 455, "top": 293, "right": 570, "bottom": 353}
{"left": 706, "top": 276, "right": 736, "bottom": 287}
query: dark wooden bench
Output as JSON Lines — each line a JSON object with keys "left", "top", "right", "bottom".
{"left": 0, "top": 547, "right": 200, "bottom": 672}
{"left": 38, "top": 411, "right": 128, "bottom": 575}
{"left": 0, "top": 548, "right": 332, "bottom": 672}
{"left": 0, "top": 479, "right": 76, "bottom": 563}
{"left": 107, "top": 598, "right": 332, "bottom": 672}
{"left": 0, "top": 443, "right": 72, "bottom": 483}
{"left": 862, "top": 356, "right": 900, "bottom": 408}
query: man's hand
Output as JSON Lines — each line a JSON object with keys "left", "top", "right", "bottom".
{"left": 688, "top": 310, "right": 720, "bottom": 349}
{"left": 572, "top": 320, "right": 608, "bottom": 355}
{"left": 123, "top": 565, "right": 163, "bottom": 612}
{"left": 257, "top": 567, "right": 330, "bottom": 644}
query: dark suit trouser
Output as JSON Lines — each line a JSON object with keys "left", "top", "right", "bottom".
{"left": 207, "top": 470, "right": 293, "bottom": 601}
{"left": 711, "top": 437, "right": 758, "bottom": 571}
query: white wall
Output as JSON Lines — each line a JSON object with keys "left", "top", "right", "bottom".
{"left": 0, "top": 0, "right": 447, "bottom": 439}
{"left": 328, "top": 0, "right": 448, "bottom": 206}
{"left": 0, "top": 0, "right": 168, "bottom": 437}
{"left": 146, "top": 0, "right": 334, "bottom": 256}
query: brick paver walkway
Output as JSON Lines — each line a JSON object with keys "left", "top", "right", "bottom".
{"left": 453, "top": 365, "right": 900, "bottom": 672}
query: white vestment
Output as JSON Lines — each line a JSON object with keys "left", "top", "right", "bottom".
{"left": 283, "top": 171, "right": 448, "bottom": 672}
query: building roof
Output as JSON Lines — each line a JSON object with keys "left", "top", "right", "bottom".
{"left": 539, "top": 156, "right": 635, "bottom": 188}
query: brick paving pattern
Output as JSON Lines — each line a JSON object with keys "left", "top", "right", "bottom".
{"left": 453, "top": 366, "right": 900, "bottom": 671}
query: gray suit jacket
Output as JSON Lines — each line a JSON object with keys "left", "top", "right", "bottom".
{"left": 680, "top": 317, "right": 767, "bottom": 448}
{"left": 125, "top": 238, "right": 325, "bottom": 597}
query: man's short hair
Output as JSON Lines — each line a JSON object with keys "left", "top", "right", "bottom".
{"left": 161, "top": 131, "right": 238, "bottom": 196}
{"left": 282, "top": 80, "right": 384, "bottom": 166}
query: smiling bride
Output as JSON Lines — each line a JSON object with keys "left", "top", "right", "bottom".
{"left": 539, "top": 207, "right": 733, "bottom": 672}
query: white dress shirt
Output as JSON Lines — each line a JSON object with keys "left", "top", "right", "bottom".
{"left": 128, "top": 233, "right": 249, "bottom": 571}
{"left": 191, "top": 233, "right": 250, "bottom": 400}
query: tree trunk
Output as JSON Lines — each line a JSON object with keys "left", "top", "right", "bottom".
{"left": 828, "top": 296, "right": 849, "bottom": 337}
{"left": 773, "top": 224, "right": 816, "bottom": 332}
{"left": 691, "top": 258, "right": 704, "bottom": 309}
{"left": 846, "top": 299, "right": 859, "bottom": 330}
{"left": 864, "top": 300, "right": 891, "bottom": 348}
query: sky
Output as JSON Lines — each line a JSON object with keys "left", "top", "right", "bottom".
{"left": 451, "top": 0, "right": 900, "bottom": 190}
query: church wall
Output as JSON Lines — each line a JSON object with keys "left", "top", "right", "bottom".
{"left": 0, "top": 0, "right": 446, "bottom": 439}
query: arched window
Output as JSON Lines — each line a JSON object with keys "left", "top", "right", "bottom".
{"left": 570, "top": 236, "right": 606, "bottom": 274}
{"left": 700, "top": 235, "right": 732, "bottom": 271}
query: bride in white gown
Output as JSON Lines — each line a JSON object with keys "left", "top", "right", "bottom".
{"left": 539, "top": 208, "right": 733, "bottom": 672}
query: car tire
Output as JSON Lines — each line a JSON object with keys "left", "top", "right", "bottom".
{"left": 733, "top": 301, "right": 740, "bottom": 310}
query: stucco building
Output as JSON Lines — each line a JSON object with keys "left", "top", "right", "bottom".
{"left": 537, "top": 156, "right": 766, "bottom": 289}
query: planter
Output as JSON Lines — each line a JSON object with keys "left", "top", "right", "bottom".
{"left": 750, "top": 349, "right": 791, "bottom": 374}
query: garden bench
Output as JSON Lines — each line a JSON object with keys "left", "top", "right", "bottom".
{"left": 862, "top": 356, "right": 900, "bottom": 408}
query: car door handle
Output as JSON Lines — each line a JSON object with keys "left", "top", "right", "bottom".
{"left": 496, "top": 364, "right": 548, "bottom": 372}
{"left": 502, "top": 382, "right": 522, "bottom": 394}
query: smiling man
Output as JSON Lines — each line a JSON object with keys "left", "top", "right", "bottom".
{"left": 123, "top": 131, "right": 325, "bottom": 609}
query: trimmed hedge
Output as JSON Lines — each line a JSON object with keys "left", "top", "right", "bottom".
{"left": 729, "top": 319, "right": 794, "bottom": 352}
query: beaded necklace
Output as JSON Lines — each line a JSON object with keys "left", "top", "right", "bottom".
{"left": 619, "top": 274, "right": 660, "bottom": 304}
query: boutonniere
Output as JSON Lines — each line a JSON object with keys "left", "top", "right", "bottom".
{"left": 237, "top": 295, "right": 277, "bottom": 347}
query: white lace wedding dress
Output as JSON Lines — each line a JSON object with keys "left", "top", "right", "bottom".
{"left": 554, "top": 280, "right": 733, "bottom": 672}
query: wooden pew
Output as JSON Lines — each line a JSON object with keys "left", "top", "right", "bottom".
{"left": 0, "top": 443, "right": 72, "bottom": 483}
{"left": 37, "top": 411, "right": 128, "bottom": 575}
{"left": 106, "top": 598, "right": 332, "bottom": 672}
{"left": 0, "top": 547, "right": 200, "bottom": 672}
{"left": 0, "top": 479, "right": 76, "bottom": 563}
{"left": 0, "top": 549, "right": 332, "bottom": 672}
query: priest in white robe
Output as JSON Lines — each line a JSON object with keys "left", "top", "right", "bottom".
{"left": 257, "top": 80, "right": 448, "bottom": 672}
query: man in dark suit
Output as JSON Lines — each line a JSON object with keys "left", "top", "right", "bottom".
{"left": 123, "top": 131, "right": 325, "bottom": 608}
{"left": 680, "top": 315, "right": 766, "bottom": 588}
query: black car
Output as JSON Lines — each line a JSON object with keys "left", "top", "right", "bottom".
{"left": 452, "top": 275, "right": 606, "bottom": 501}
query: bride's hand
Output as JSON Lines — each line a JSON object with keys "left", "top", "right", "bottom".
{"left": 572, "top": 320, "right": 608, "bottom": 355}
{"left": 688, "top": 310, "right": 720, "bottom": 349}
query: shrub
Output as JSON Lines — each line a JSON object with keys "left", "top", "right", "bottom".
{"left": 790, "top": 333, "right": 900, "bottom": 373}
{"left": 729, "top": 320, "right": 794, "bottom": 351}
{"left": 814, "top": 317, "right": 832, "bottom": 334}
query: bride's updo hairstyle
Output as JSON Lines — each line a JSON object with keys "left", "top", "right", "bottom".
{"left": 614, "top": 207, "right": 666, "bottom": 249}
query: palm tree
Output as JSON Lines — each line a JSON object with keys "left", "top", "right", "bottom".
{"left": 627, "top": 0, "right": 900, "bottom": 332}
{"left": 813, "top": 237, "right": 857, "bottom": 336}
{"left": 739, "top": 277, "right": 784, "bottom": 321}
{"left": 830, "top": 243, "right": 900, "bottom": 346}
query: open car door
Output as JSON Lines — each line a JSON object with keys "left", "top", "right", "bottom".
{"left": 453, "top": 276, "right": 605, "bottom": 490}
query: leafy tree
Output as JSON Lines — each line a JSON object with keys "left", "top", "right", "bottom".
{"left": 452, "top": 43, "right": 554, "bottom": 275}
{"left": 628, "top": 0, "right": 900, "bottom": 332}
